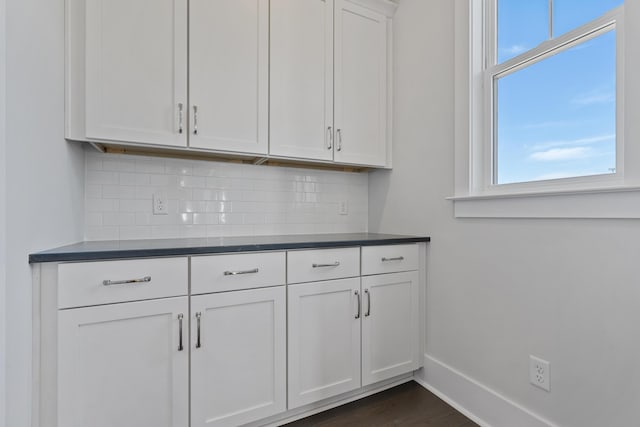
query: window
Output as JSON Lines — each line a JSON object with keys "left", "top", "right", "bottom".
{"left": 490, "top": 0, "right": 623, "bottom": 187}
{"left": 451, "top": 0, "right": 640, "bottom": 218}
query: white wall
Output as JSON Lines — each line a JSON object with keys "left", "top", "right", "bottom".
{"left": 0, "top": 0, "right": 7, "bottom": 424}
{"left": 4, "top": 0, "right": 85, "bottom": 426}
{"left": 370, "top": 1, "right": 640, "bottom": 426}
{"left": 84, "top": 151, "right": 368, "bottom": 240}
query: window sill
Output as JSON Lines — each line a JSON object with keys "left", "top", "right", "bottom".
{"left": 448, "top": 185, "right": 640, "bottom": 218}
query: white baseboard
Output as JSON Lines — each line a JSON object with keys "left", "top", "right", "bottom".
{"left": 414, "top": 354, "right": 558, "bottom": 427}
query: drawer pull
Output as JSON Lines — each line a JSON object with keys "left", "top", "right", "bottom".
{"left": 365, "top": 289, "right": 371, "bottom": 317}
{"left": 355, "top": 290, "right": 361, "bottom": 319}
{"left": 381, "top": 256, "right": 405, "bottom": 262}
{"left": 312, "top": 262, "right": 340, "bottom": 268}
{"left": 224, "top": 268, "right": 259, "bottom": 276}
{"left": 102, "top": 276, "right": 151, "bottom": 286}
{"left": 195, "top": 312, "right": 202, "bottom": 349}
{"left": 178, "top": 314, "right": 184, "bottom": 352}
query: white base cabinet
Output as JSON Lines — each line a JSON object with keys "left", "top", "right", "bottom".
{"left": 362, "top": 271, "right": 420, "bottom": 386}
{"left": 191, "top": 286, "right": 286, "bottom": 427}
{"left": 288, "top": 278, "right": 362, "bottom": 409}
{"left": 36, "top": 242, "right": 425, "bottom": 427}
{"left": 58, "top": 297, "right": 189, "bottom": 427}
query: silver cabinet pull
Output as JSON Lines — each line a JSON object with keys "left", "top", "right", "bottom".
{"left": 336, "top": 129, "right": 343, "bottom": 152}
{"left": 195, "top": 312, "right": 202, "bottom": 349}
{"left": 224, "top": 268, "right": 259, "bottom": 276}
{"left": 177, "top": 314, "right": 184, "bottom": 351}
{"left": 382, "top": 256, "right": 405, "bottom": 262}
{"left": 193, "top": 105, "right": 199, "bottom": 135}
{"left": 355, "top": 290, "right": 361, "bottom": 319}
{"left": 365, "top": 289, "right": 371, "bottom": 317}
{"left": 312, "top": 262, "right": 340, "bottom": 268}
{"left": 102, "top": 276, "right": 151, "bottom": 286}
{"left": 327, "top": 126, "right": 333, "bottom": 150}
{"left": 178, "top": 103, "right": 184, "bottom": 134}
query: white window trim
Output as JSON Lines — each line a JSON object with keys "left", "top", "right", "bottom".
{"left": 451, "top": 0, "right": 640, "bottom": 219}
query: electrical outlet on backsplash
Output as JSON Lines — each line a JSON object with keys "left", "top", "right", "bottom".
{"left": 84, "top": 150, "right": 369, "bottom": 241}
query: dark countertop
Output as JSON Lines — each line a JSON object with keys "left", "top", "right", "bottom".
{"left": 29, "top": 233, "right": 430, "bottom": 263}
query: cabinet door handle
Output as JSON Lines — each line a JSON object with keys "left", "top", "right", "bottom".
{"left": 355, "top": 290, "right": 361, "bottom": 319}
{"left": 312, "top": 262, "right": 340, "bottom": 268}
{"left": 193, "top": 105, "right": 199, "bottom": 135}
{"left": 327, "top": 126, "right": 333, "bottom": 150}
{"left": 364, "top": 289, "right": 371, "bottom": 317}
{"left": 336, "top": 129, "right": 343, "bottom": 152}
{"left": 224, "top": 268, "right": 259, "bottom": 276}
{"left": 102, "top": 276, "right": 151, "bottom": 286}
{"left": 382, "top": 256, "right": 405, "bottom": 262}
{"left": 195, "top": 312, "right": 202, "bottom": 349}
{"left": 178, "top": 103, "right": 184, "bottom": 134}
{"left": 177, "top": 314, "right": 184, "bottom": 351}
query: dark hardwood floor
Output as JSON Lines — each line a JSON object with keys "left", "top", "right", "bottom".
{"left": 284, "top": 381, "right": 478, "bottom": 427}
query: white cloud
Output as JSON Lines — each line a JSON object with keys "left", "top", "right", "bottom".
{"left": 522, "top": 120, "right": 583, "bottom": 130}
{"left": 572, "top": 90, "right": 615, "bottom": 106}
{"left": 530, "top": 134, "right": 615, "bottom": 151}
{"left": 530, "top": 147, "right": 591, "bottom": 161}
{"left": 501, "top": 44, "right": 527, "bottom": 57}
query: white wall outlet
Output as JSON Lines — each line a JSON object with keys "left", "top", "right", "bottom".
{"left": 153, "top": 193, "right": 169, "bottom": 215}
{"left": 529, "top": 355, "right": 550, "bottom": 391}
{"left": 338, "top": 200, "right": 348, "bottom": 215}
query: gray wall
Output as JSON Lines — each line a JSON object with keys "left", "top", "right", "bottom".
{"left": 4, "top": 0, "right": 85, "bottom": 425}
{"left": 370, "top": 1, "right": 640, "bottom": 426}
{"left": 0, "top": 0, "right": 6, "bottom": 423}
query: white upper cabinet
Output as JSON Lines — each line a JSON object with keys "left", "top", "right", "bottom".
{"left": 270, "top": 0, "right": 334, "bottom": 161}
{"left": 67, "top": 0, "right": 395, "bottom": 167}
{"left": 270, "top": 0, "right": 392, "bottom": 167}
{"left": 76, "top": 0, "right": 188, "bottom": 146}
{"left": 334, "top": 0, "right": 388, "bottom": 167}
{"left": 68, "top": 0, "right": 267, "bottom": 154}
{"left": 189, "top": 0, "right": 269, "bottom": 154}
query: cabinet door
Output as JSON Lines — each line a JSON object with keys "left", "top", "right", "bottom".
{"left": 288, "top": 278, "right": 361, "bottom": 409}
{"left": 362, "top": 271, "right": 419, "bottom": 386}
{"left": 270, "top": 0, "right": 334, "bottom": 161}
{"left": 84, "top": 0, "right": 187, "bottom": 146}
{"left": 191, "top": 287, "right": 286, "bottom": 427}
{"left": 58, "top": 297, "right": 189, "bottom": 427}
{"left": 189, "top": 0, "right": 269, "bottom": 154}
{"left": 334, "top": 0, "right": 388, "bottom": 166}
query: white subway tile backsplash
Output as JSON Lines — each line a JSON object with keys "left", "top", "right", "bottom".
{"left": 84, "top": 151, "right": 368, "bottom": 240}
{"left": 87, "top": 171, "right": 118, "bottom": 185}
{"left": 119, "top": 226, "right": 152, "bottom": 240}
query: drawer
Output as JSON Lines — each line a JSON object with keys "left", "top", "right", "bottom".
{"left": 287, "top": 247, "right": 360, "bottom": 284}
{"left": 191, "top": 252, "right": 285, "bottom": 294}
{"left": 362, "top": 244, "right": 419, "bottom": 275}
{"left": 58, "top": 257, "right": 188, "bottom": 309}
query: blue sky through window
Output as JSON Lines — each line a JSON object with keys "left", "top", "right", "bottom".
{"left": 495, "top": 0, "right": 622, "bottom": 185}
